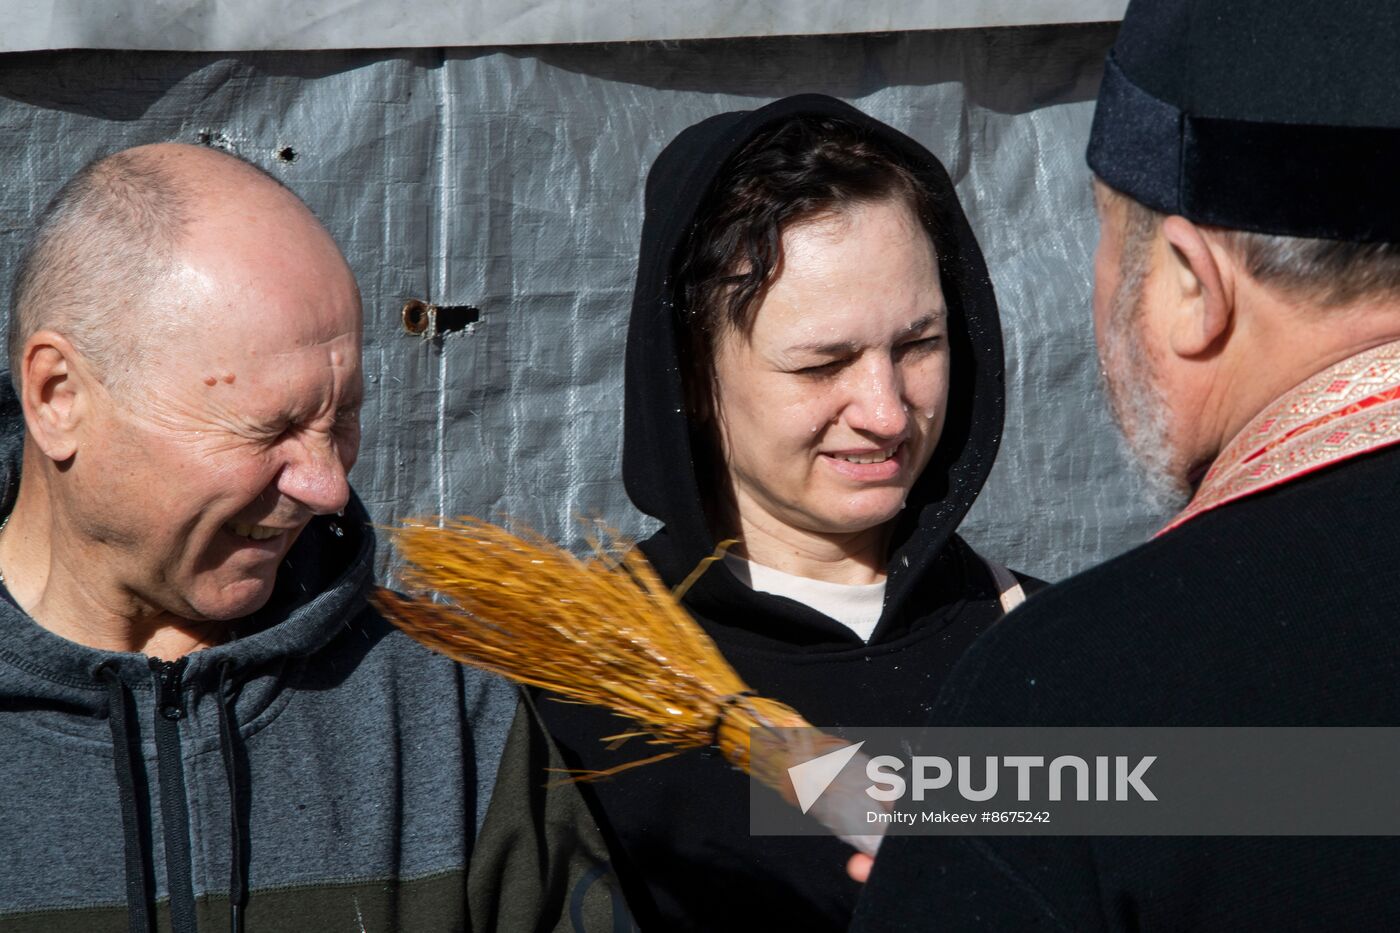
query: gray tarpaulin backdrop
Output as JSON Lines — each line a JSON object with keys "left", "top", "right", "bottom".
{"left": 0, "top": 23, "right": 1164, "bottom": 584}
{"left": 4, "top": 1, "right": 1129, "bottom": 50}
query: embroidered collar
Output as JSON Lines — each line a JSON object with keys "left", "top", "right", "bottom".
{"left": 1161, "top": 339, "right": 1400, "bottom": 535}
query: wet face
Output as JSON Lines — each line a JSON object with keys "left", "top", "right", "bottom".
{"left": 1092, "top": 187, "right": 1192, "bottom": 512}
{"left": 711, "top": 199, "right": 950, "bottom": 539}
{"left": 67, "top": 207, "right": 364, "bottom": 622}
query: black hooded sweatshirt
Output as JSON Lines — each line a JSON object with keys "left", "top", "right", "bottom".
{"left": 539, "top": 94, "right": 1038, "bottom": 932}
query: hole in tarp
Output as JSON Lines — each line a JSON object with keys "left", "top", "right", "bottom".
{"left": 197, "top": 130, "right": 234, "bottom": 153}
{"left": 433, "top": 305, "right": 480, "bottom": 333}
{"left": 276, "top": 147, "right": 297, "bottom": 163}
{"left": 400, "top": 299, "right": 481, "bottom": 337}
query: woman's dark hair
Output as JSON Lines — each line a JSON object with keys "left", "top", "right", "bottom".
{"left": 672, "top": 113, "right": 944, "bottom": 515}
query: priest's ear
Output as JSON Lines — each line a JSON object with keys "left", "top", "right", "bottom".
{"left": 1160, "top": 215, "right": 1236, "bottom": 359}
{"left": 19, "top": 330, "right": 91, "bottom": 464}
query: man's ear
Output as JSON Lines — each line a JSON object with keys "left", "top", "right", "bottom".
{"left": 20, "top": 330, "right": 89, "bottom": 463}
{"left": 1160, "top": 215, "right": 1235, "bottom": 358}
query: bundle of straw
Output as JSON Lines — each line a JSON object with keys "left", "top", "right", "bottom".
{"left": 373, "top": 517, "right": 884, "bottom": 854}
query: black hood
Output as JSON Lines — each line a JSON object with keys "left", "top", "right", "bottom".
{"left": 622, "top": 94, "right": 1004, "bottom": 639}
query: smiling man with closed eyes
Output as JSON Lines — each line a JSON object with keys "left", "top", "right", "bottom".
{"left": 0, "top": 143, "right": 627, "bottom": 933}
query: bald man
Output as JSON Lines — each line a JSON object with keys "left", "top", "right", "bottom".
{"left": 0, "top": 145, "right": 626, "bottom": 932}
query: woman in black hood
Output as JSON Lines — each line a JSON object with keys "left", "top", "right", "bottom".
{"left": 540, "top": 94, "right": 1038, "bottom": 930}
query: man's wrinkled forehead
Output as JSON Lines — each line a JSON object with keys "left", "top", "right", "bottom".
{"left": 133, "top": 259, "right": 359, "bottom": 418}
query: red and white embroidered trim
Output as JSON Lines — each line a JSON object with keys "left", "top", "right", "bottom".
{"left": 1160, "top": 339, "right": 1400, "bottom": 535}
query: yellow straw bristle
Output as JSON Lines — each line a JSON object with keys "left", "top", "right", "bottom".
{"left": 373, "top": 518, "right": 813, "bottom": 774}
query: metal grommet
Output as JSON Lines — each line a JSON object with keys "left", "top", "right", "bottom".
{"left": 401, "top": 298, "right": 432, "bottom": 335}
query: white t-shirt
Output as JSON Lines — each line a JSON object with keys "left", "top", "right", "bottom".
{"left": 723, "top": 553, "right": 885, "bottom": 643}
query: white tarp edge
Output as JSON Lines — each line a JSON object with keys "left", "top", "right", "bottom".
{"left": 4, "top": 0, "right": 1127, "bottom": 52}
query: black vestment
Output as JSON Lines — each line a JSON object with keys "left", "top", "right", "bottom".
{"left": 854, "top": 2, "right": 1400, "bottom": 928}
{"left": 853, "top": 443, "right": 1400, "bottom": 932}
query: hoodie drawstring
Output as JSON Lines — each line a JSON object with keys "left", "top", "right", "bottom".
{"left": 99, "top": 664, "right": 155, "bottom": 933}
{"left": 99, "top": 661, "right": 248, "bottom": 933}
{"left": 216, "top": 661, "right": 247, "bottom": 933}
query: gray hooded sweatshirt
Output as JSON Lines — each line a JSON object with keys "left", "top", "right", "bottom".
{"left": 0, "top": 383, "right": 627, "bottom": 932}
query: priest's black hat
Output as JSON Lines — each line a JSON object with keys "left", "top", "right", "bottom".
{"left": 1087, "top": 0, "right": 1400, "bottom": 243}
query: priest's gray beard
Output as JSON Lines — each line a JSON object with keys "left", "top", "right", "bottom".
{"left": 1099, "top": 251, "right": 1194, "bottom": 517}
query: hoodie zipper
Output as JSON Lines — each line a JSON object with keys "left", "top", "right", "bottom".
{"left": 150, "top": 657, "right": 199, "bottom": 933}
